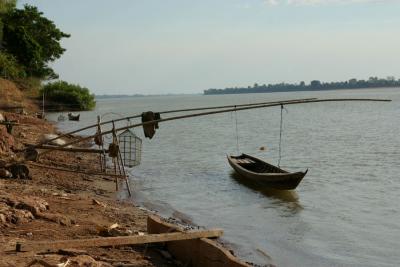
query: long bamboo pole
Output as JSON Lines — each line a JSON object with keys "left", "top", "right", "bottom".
{"left": 35, "top": 98, "right": 317, "bottom": 147}
{"left": 35, "top": 145, "right": 107, "bottom": 153}
{"left": 28, "top": 162, "right": 128, "bottom": 178}
{"left": 38, "top": 98, "right": 390, "bottom": 157}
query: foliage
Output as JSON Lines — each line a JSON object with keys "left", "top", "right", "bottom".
{"left": 0, "top": 51, "right": 26, "bottom": 79}
{"left": 1, "top": 5, "right": 70, "bottom": 79}
{"left": 204, "top": 77, "right": 400, "bottom": 95}
{"left": 0, "top": 0, "right": 16, "bottom": 14}
{"left": 0, "top": 0, "right": 16, "bottom": 42}
{"left": 16, "top": 76, "right": 41, "bottom": 95}
{"left": 41, "top": 81, "right": 96, "bottom": 111}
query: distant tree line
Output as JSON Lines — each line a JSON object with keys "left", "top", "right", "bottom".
{"left": 204, "top": 77, "right": 400, "bottom": 95}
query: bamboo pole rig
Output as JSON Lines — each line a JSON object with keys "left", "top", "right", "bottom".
{"left": 35, "top": 97, "right": 318, "bottom": 147}
{"left": 37, "top": 98, "right": 391, "bottom": 157}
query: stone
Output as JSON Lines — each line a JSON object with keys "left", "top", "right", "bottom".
{"left": 0, "top": 213, "right": 6, "bottom": 223}
{"left": 0, "top": 113, "right": 4, "bottom": 122}
{"left": 0, "top": 169, "right": 12, "bottom": 178}
{"left": 37, "top": 212, "right": 72, "bottom": 226}
{"left": 12, "top": 209, "right": 34, "bottom": 224}
{"left": 68, "top": 255, "right": 113, "bottom": 267}
{"left": 24, "top": 147, "right": 38, "bottom": 162}
{"left": 8, "top": 195, "right": 49, "bottom": 216}
{"left": 6, "top": 164, "right": 30, "bottom": 179}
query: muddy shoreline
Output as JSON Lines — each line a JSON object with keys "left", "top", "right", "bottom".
{"left": 0, "top": 108, "right": 183, "bottom": 266}
{"left": 0, "top": 105, "right": 261, "bottom": 266}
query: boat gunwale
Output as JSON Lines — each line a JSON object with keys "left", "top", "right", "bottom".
{"left": 227, "top": 154, "right": 307, "bottom": 178}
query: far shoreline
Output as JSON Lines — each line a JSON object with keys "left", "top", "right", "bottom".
{"left": 93, "top": 86, "right": 400, "bottom": 99}
{"left": 204, "top": 85, "right": 400, "bottom": 95}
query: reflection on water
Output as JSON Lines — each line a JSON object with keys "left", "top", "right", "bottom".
{"left": 230, "top": 172, "right": 301, "bottom": 204}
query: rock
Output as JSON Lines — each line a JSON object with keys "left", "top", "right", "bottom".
{"left": 36, "top": 212, "right": 72, "bottom": 226}
{"left": 0, "top": 169, "right": 12, "bottom": 178}
{"left": 6, "top": 195, "right": 49, "bottom": 216}
{"left": 125, "top": 229, "right": 133, "bottom": 235}
{"left": 19, "top": 132, "right": 26, "bottom": 138}
{"left": 92, "top": 198, "right": 107, "bottom": 207}
{"left": 68, "top": 255, "right": 113, "bottom": 267}
{"left": 0, "top": 113, "right": 4, "bottom": 122}
{"left": 98, "top": 223, "right": 134, "bottom": 237}
{"left": 108, "top": 228, "right": 131, "bottom": 237}
{"left": 0, "top": 213, "right": 6, "bottom": 223}
{"left": 24, "top": 147, "right": 38, "bottom": 161}
{"left": 0, "top": 126, "right": 14, "bottom": 154}
{"left": 6, "top": 164, "right": 30, "bottom": 179}
{"left": 0, "top": 195, "right": 51, "bottom": 226}
{"left": 12, "top": 209, "right": 34, "bottom": 224}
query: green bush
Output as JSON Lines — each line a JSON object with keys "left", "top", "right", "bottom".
{"left": 41, "top": 81, "right": 96, "bottom": 111}
{"left": 0, "top": 52, "right": 26, "bottom": 79}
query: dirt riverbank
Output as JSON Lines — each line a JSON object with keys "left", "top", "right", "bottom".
{"left": 0, "top": 109, "right": 181, "bottom": 266}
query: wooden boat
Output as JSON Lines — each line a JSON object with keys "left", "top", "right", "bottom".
{"left": 57, "top": 114, "right": 66, "bottom": 122}
{"left": 68, "top": 113, "right": 80, "bottom": 121}
{"left": 227, "top": 154, "right": 307, "bottom": 190}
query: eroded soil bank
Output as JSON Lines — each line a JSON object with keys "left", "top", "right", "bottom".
{"left": 0, "top": 79, "right": 177, "bottom": 266}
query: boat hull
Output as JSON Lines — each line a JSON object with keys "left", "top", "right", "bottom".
{"left": 227, "top": 154, "right": 307, "bottom": 190}
{"left": 68, "top": 113, "right": 80, "bottom": 121}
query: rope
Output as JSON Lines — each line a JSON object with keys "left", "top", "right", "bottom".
{"left": 234, "top": 106, "right": 240, "bottom": 154}
{"left": 278, "top": 104, "right": 284, "bottom": 167}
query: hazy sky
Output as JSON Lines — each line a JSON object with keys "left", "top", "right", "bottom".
{"left": 19, "top": 0, "right": 400, "bottom": 95}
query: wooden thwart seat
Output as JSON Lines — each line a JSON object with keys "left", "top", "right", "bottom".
{"left": 235, "top": 158, "right": 254, "bottom": 164}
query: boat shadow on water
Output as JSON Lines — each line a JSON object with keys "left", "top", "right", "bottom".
{"left": 230, "top": 172, "right": 303, "bottom": 209}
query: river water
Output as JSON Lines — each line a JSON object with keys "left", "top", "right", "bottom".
{"left": 49, "top": 88, "right": 400, "bottom": 267}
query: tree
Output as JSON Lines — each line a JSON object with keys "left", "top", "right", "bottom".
{"left": 0, "top": 0, "right": 16, "bottom": 42}
{"left": 349, "top": 78, "right": 357, "bottom": 85}
{"left": 0, "top": 51, "right": 25, "bottom": 79}
{"left": 0, "top": 0, "right": 16, "bottom": 13}
{"left": 1, "top": 5, "right": 70, "bottom": 79}
{"left": 310, "top": 80, "right": 321, "bottom": 88}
